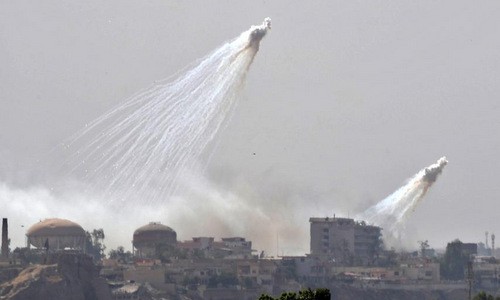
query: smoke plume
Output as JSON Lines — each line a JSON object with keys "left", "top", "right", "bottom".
{"left": 357, "top": 157, "right": 448, "bottom": 247}
{"left": 61, "top": 18, "right": 271, "bottom": 204}
{"left": 0, "top": 18, "right": 312, "bottom": 256}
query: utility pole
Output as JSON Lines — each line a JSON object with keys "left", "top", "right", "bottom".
{"left": 467, "top": 260, "right": 474, "bottom": 300}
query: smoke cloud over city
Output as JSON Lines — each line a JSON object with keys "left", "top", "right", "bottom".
{"left": 0, "top": 169, "right": 317, "bottom": 255}
{"left": 2, "top": 1, "right": 500, "bottom": 258}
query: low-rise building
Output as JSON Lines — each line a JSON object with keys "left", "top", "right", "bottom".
{"left": 236, "top": 259, "right": 278, "bottom": 293}
{"left": 177, "top": 236, "right": 254, "bottom": 259}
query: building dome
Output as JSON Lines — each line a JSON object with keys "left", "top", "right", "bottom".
{"left": 26, "top": 218, "right": 86, "bottom": 250}
{"left": 133, "top": 222, "right": 177, "bottom": 258}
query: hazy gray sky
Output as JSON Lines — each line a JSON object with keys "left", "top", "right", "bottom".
{"left": 1, "top": 1, "right": 500, "bottom": 254}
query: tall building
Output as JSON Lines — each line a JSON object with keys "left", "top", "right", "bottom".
{"left": 310, "top": 216, "right": 382, "bottom": 266}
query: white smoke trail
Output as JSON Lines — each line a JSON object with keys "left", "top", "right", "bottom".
{"left": 61, "top": 19, "right": 271, "bottom": 204}
{"left": 358, "top": 157, "right": 448, "bottom": 245}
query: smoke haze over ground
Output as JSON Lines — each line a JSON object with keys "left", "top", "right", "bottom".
{"left": 2, "top": 1, "right": 500, "bottom": 254}
{"left": 0, "top": 168, "right": 322, "bottom": 255}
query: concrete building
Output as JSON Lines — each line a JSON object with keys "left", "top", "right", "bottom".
{"left": 280, "top": 255, "right": 350, "bottom": 286}
{"left": 236, "top": 259, "right": 278, "bottom": 293}
{"left": 133, "top": 222, "right": 177, "bottom": 258}
{"left": 123, "top": 267, "right": 167, "bottom": 288}
{"left": 310, "top": 216, "right": 382, "bottom": 266}
{"left": 26, "top": 218, "right": 86, "bottom": 251}
{"left": 330, "top": 263, "right": 440, "bottom": 283}
{"left": 220, "top": 237, "right": 253, "bottom": 259}
{"left": 164, "top": 258, "right": 235, "bottom": 286}
{"left": 462, "top": 243, "right": 478, "bottom": 257}
{"left": 177, "top": 237, "right": 215, "bottom": 257}
{"left": 177, "top": 236, "right": 254, "bottom": 259}
{"left": 473, "top": 257, "right": 500, "bottom": 290}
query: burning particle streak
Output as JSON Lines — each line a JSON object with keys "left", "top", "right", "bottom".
{"left": 357, "top": 157, "right": 448, "bottom": 241}
{"left": 62, "top": 18, "right": 271, "bottom": 204}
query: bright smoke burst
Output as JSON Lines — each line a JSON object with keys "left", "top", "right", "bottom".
{"left": 358, "top": 157, "right": 448, "bottom": 241}
{"left": 63, "top": 18, "right": 271, "bottom": 204}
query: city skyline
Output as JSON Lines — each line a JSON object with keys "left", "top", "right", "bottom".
{"left": 1, "top": 1, "right": 500, "bottom": 255}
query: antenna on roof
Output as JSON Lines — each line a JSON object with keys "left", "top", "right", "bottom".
{"left": 492, "top": 233, "right": 496, "bottom": 257}
{"left": 276, "top": 232, "right": 279, "bottom": 258}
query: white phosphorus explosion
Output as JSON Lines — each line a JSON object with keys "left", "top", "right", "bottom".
{"left": 358, "top": 157, "right": 448, "bottom": 245}
{"left": 62, "top": 19, "right": 271, "bottom": 204}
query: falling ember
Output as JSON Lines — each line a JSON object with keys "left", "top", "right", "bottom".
{"left": 357, "top": 157, "right": 448, "bottom": 242}
{"left": 62, "top": 18, "right": 271, "bottom": 204}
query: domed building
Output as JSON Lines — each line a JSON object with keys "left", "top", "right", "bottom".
{"left": 133, "top": 222, "right": 177, "bottom": 258}
{"left": 26, "top": 218, "right": 86, "bottom": 251}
